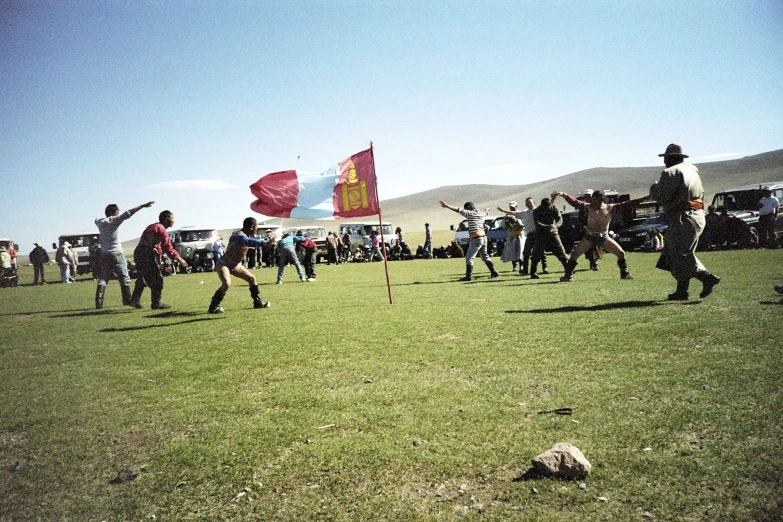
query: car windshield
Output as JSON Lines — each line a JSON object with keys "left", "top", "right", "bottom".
{"left": 180, "top": 230, "right": 215, "bottom": 242}
{"left": 644, "top": 214, "right": 666, "bottom": 225}
{"left": 287, "top": 228, "right": 325, "bottom": 238}
{"left": 61, "top": 236, "right": 92, "bottom": 247}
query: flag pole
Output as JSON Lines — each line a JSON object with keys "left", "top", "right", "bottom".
{"left": 370, "top": 142, "right": 393, "bottom": 305}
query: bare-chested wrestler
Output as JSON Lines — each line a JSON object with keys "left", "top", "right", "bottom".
{"left": 207, "top": 217, "right": 271, "bottom": 313}
{"left": 551, "top": 190, "right": 649, "bottom": 282}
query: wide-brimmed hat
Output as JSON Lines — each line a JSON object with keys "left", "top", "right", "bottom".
{"left": 34, "top": 242, "right": 42, "bottom": 247}
{"left": 509, "top": 201, "right": 518, "bottom": 208}
{"left": 658, "top": 143, "right": 688, "bottom": 157}
{"left": 63, "top": 241, "right": 71, "bottom": 247}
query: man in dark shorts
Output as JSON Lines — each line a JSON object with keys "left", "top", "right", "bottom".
{"left": 208, "top": 217, "right": 271, "bottom": 313}
{"left": 551, "top": 190, "right": 649, "bottom": 282}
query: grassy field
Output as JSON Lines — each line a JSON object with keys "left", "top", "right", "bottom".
{"left": 1, "top": 249, "right": 781, "bottom": 521}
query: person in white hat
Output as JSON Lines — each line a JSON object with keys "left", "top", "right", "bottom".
{"left": 496, "top": 201, "right": 526, "bottom": 272}
{"left": 55, "top": 242, "right": 73, "bottom": 283}
{"left": 649, "top": 143, "right": 720, "bottom": 300}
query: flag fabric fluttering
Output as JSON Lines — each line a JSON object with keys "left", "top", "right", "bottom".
{"left": 250, "top": 147, "right": 379, "bottom": 219}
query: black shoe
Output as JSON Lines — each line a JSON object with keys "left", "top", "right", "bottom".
{"left": 530, "top": 273, "right": 539, "bottom": 279}
{"left": 459, "top": 276, "right": 472, "bottom": 282}
{"left": 208, "top": 305, "right": 224, "bottom": 314}
{"left": 667, "top": 291, "right": 689, "bottom": 301}
{"left": 254, "top": 300, "right": 271, "bottom": 309}
{"left": 519, "top": 270, "right": 528, "bottom": 276}
{"left": 129, "top": 300, "right": 143, "bottom": 309}
{"left": 699, "top": 273, "right": 721, "bottom": 298}
{"left": 151, "top": 303, "right": 171, "bottom": 310}
{"left": 490, "top": 271, "right": 499, "bottom": 279}
{"left": 621, "top": 272, "right": 633, "bottom": 280}
{"left": 541, "top": 269, "right": 549, "bottom": 275}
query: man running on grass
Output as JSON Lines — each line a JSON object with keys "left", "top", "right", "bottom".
{"left": 551, "top": 190, "right": 649, "bottom": 282}
{"left": 208, "top": 217, "right": 271, "bottom": 314}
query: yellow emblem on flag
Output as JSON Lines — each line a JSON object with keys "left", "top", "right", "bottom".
{"left": 342, "top": 161, "right": 369, "bottom": 212}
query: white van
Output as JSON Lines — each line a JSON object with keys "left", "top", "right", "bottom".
{"left": 55, "top": 232, "right": 98, "bottom": 275}
{"left": 338, "top": 221, "right": 394, "bottom": 251}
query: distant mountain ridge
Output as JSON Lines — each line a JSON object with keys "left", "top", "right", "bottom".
{"left": 378, "top": 148, "right": 783, "bottom": 233}
{"left": 121, "top": 149, "right": 783, "bottom": 252}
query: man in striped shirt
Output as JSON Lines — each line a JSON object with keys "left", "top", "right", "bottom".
{"left": 439, "top": 200, "right": 499, "bottom": 281}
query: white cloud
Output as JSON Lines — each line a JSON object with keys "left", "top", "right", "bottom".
{"left": 147, "top": 180, "right": 238, "bottom": 190}
{"left": 692, "top": 152, "right": 746, "bottom": 162}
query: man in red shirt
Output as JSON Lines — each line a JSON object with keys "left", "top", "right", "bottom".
{"left": 129, "top": 210, "right": 188, "bottom": 309}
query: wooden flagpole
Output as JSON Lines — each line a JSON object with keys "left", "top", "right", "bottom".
{"left": 370, "top": 142, "right": 393, "bottom": 305}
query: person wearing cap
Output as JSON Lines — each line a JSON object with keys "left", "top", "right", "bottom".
{"left": 29, "top": 242, "right": 50, "bottom": 284}
{"left": 757, "top": 188, "right": 780, "bottom": 248}
{"left": 513, "top": 197, "right": 546, "bottom": 276}
{"left": 439, "top": 200, "right": 499, "bottom": 281}
{"left": 496, "top": 201, "right": 526, "bottom": 272}
{"left": 528, "top": 197, "right": 569, "bottom": 279}
{"left": 207, "top": 217, "right": 271, "bottom": 314}
{"left": 650, "top": 143, "right": 720, "bottom": 300}
{"left": 94, "top": 201, "right": 155, "bottom": 309}
{"left": 55, "top": 242, "right": 73, "bottom": 283}
{"left": 551, "top": 190, "right": 649, "bottom": 281}
{"left": 129, "top": 210, "right": 189, "bottom": 309}
{"left": 423, "top": 223, "right": 433, "bottom": 259}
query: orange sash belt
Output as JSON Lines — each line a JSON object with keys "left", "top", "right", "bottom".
{"left": 469, "top": 230, "right": 486, "bottom": 239}
{"left": 674, "top": 198, "right": 704, "bottom": 212}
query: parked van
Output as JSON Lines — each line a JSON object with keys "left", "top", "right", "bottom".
{"left": 338, "top": 221, "right": 394, "bottom": 252}
{"left": 170, "top": 227, "right": 219, "bottom": 273}
{"left": 284, "top": 226, "right": 328, "bottom": 263}
{"left": 55, "top": 232, "right": 98, "bottom": 275}
{"left": 0, "top": 238, "right": 18, "bottom": 251}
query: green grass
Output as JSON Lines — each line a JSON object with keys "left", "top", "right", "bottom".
{"left": 1, "top": 250, "right": 782, "bottom": 521}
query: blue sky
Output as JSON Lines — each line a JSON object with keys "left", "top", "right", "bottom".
{"left": 2, "top": 0, "right": 781, "bottom": 251}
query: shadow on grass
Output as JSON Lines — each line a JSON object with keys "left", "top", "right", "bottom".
{"left": 760, "top": 300, "right": 783, "bottom": 305}
{"left": 100, "top": 317, "right": 216, "bottom": 332}
{"left": 512, "top": 468, "right": 547, "bottom": 482}
{"left": 507, "top": 299, "right": 664, "bottom": 314}
{"left": 144, "top": 311, "right": 203, "bottom": 319}
{"left": 50, "top": 309, "right": 134, "bottom": 318}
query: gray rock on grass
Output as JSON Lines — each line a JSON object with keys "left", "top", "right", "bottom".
{"left": 531, "top": 442, "right": 592, "bottom": 479}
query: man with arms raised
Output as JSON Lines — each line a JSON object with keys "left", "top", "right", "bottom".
{"left": 439, "top": 200, "right": 499, "bottom": 281}
{"left": 94, "top": 201, "right": 154, "bottom": 309}
{"left": 649, "top": 143, "right": 720, "bottom": 300}
{"left": 551, "top": 190, "right": 648, "bottom": 282}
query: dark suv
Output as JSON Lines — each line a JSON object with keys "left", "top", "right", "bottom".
{"left": 617, "top": 213, "right": 668, "bottom": 251}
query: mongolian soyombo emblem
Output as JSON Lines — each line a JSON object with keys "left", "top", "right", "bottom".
{"left": 341, "top": 161, "right": 369, "bottom": 212}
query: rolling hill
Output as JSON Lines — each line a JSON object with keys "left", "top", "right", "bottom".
{"left": 119, "top": 148, "right": 783, "bottom": 252}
